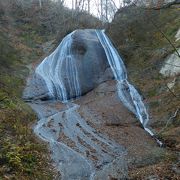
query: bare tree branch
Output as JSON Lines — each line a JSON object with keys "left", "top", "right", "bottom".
{"left": 132, "top": 1, "right": 180, "bottom": 58}
{"left": 147, "top": 17, "right": 180, "bottom": 58}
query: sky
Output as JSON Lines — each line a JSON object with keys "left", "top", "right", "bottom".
{"left": 63, "top": 0, "right": 122, "bottom": 18}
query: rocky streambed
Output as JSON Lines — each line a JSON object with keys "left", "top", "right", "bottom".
{"left": 26, "top": 80, "right": 164, "bottom": 179}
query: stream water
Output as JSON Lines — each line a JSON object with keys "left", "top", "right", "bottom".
{"left": 96, "top": 30, "right": 160, "bottom": 138}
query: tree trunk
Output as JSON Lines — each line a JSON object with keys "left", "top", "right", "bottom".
{"left": 105, "top": 0, "right": 108, "bottom": 21}
{"left": 75, "top": 0, "right": 78, "bottom": 9}
{"left": 87, "top": 0, "right": 90, "bottom": 13}
{"left": 100, "top": 0, "right": 103, "bottom": 20}
{"left": 72, "top": 0, "right": 74, "bottom": 9}
{"left": 39, "top": 0, "right": 42, "bottom": 8}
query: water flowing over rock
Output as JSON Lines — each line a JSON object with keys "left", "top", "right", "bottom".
{"left": 31, "top": 101, "right": 128, "bottom": 179}
{"left": 96, "top": 30, "right": 159, "bottom": 140}
{"left": 23, "top": 29, "right": 113, "bottom": 101}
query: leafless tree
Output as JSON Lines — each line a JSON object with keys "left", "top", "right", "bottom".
{"left": 87, "top": 0, "right": 90, "bottom": 13}
{"left": 39, "top": 0, "right": 42, "bottom": 8}
{"left": 99, "top": 0, "right": 118, "bottom": 21}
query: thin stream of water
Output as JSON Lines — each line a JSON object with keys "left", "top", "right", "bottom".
{"left": 36, "top": 31, "right": 81, "bottom": 102}
{"left": 96, "top": 30, "right": 162, "bottom": 146}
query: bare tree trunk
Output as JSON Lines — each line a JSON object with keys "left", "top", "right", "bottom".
{"left": 78, "top": 0, "right": 83, "bottom": 10}
{"left": 101, "top": 0, "right": 103, "bottom": 20}
{"left": 87, "top": 0, "right": 90, "bottom": 13}
{"left": 72, "top": 0, "right": 74, "bottom": 9}
{"left": 105, "top": 0, "right": 108, "bottom": 21}
{"left": 39, "top": 0, "right": 42, "bottom": 8}
{"left": 110, "top": 0, "right": 118, "bottom": 9}
{"left": 59, "top": 0, "right": 65, "bottom": 6}
{"left": 75, "top": 0, "right": 78, "bottom": 9}
{"left": 95, "top": 0, "right": 101, "bottom": 18}
{"left": 81, "top": 0, "right": 85, "bottom": 11}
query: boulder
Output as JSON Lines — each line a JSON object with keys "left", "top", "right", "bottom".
{"left": 23, "top": 29, "right": 113, "bottom": 101}
{"left": 70, "top": 29, "right": 113, "bottom": 97}
{"left": 160, "top": 48, "right": 180, "bottom": 77}
{"left": 23, "top": 73, "right": 51, "bottom": 101}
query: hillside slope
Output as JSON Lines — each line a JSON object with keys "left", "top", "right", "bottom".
{"left": 0, "top": 1, "right": 101, "bottom": 179}
{"left": 108, "top": 4, "right": 180, "bottom": 179}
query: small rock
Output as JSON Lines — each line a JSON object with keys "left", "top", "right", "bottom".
{"left": 172, "top": 164, "right": 180, "bottom": 175}
{"left": 145, "top": 175, "right": 159, "bottom": 180}
{"left": 167, "top": 78, "right": 176, "bottom": 90}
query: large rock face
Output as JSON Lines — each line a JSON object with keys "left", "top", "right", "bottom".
{"left": 23, "top": 29, "right": 113, "bottom": 101}
{"left": 160, "top": 48, "right": 180, "bottom": 77}
{"left": 70, "top": 29, "right": 113, "bottom": 96}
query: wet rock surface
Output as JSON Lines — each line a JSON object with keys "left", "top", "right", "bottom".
{"left": 23, "top": 29, "right": 113, "bottom": 101}
{"left": 30, "top": 80, "right": 164, "bottom": 179}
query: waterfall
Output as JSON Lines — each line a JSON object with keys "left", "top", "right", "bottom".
{"left": 34, "top": 29, "right": 162, "bottom": 145}
{"left": 96, "top": 30, "right": 162, "bottom": 144}
{"left": 35, "top": 31, "right": 81, "bottom": 102}
{"left": 26, "top": 29, "right": 164, "bottom": 179}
